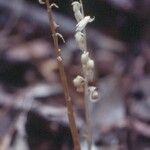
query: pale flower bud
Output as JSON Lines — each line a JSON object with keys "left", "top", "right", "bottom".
{"left": 87, "top": 59, "right": 95, "bottom": 70}
{"left": 76, "top": 16, "right": 95, "bottom": 31}
{"left": 73, "top": 75, "right": 85, "bottom": 93}
{"left": 72, "top": 1, "right": 82, "bottom": 12}
{"left": 85, "top": 59, "right": 95, "bottom": 82}
{"left": 81, "top": 52, "right": 89, "bottom": 65}
{"left": 75, "top": 32, "right": 86, "bottom": 51}
{"left": 88, "top": 86, "right": 99, "bottom": 102}
{"left": 74, "top": 11, "right": 84, "bottom": 22}
{"left": 73, "top": 75, "right": 85, "bottom": 87}
{"left": 72, "top": 2, "right": 83, "bottom": 22}
{"left": 92, "top": 91, "right": 99, "bottom": 100}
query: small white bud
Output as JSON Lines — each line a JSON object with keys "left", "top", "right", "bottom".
{"left": 73, "top": 75, "right": 85, "bottom": 93}
{"left": 73, "top": 75, "right": 85, "bottom": 87}
{"left": 76, "top": 16, "right": 95, "bottom": 31}
{"left": 87, "top": 59, "right": 95, "bottom": 70}
{"left": 81, "top": 52, "right": 89, "bottom": 65}
{"left": 72, "top": 1, "right": 82, "bottom": 12}
{"left": 74, "top": 11, "right": 84, "bottom": 22}
{"left": 72, "top": 1, "right": 84, "bottom": 22}
{"left": 92, "top": 91, "right": 99, "bottom": 100}
{"left": 86, "top": 59, "right": 95, "bottom": 82}
{"left": 88, "top": 86, "right": 99, "bottom": 102}
{"left": 75, "top": 32, "right": 86, "bottom": 51}
{"left": 75, "top": 32, "right": 85, "bottom": 42}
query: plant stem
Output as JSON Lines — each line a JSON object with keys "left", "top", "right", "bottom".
{"left": 45, "top": 0, "right": 80, "bottom": 149}
{"left": 84, "top": 78, "right": 93, "bottom": 150}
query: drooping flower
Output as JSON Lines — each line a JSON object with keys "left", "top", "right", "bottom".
{"left": 76, "top": 16, "right": 95, "bottom": 31}
{"left": 88, "top": 86, "right": 99, "bottom": 102}
{"left": 73, "top": 75, "right": 85, "bottom": 92}
{"left": 81, "top": 52, "right": 89, "bottom": 64}
{"left": 75, "top": 32, "right": 86, "bottom": 51}
{"left": 72, "top": 1, "right": 83, "bottom": 22}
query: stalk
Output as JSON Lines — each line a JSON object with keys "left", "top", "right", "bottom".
{"left": 84, "top": 76, "right": 93, "bottom": 150}
{"left": 44, "top": 0, "right": 81, "bottom": 149}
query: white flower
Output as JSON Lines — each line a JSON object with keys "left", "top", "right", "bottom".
{"left": 76, "top": 16, "right": 95, "bottom": 31}
{"left": 88, "top": 86, "right": 99, "bottom": 102}
{"left": 87, "top": 59, "right": 94, "bottom": 70}
{"left": 73, "top": 75, "right": 85, "bottom": 92}
{"left": 75, "top": 32, "right": 86, "bottom": 51}
{"left": 81, "top": 52, "right": 89, "bottom": 65}
{"left": 73, "top": 75, "right": 85, "bottom": 86}
{"left": 85, "top": 58, "right": 95, "bottom": 82}
{"left": 75, "top": 10, "right": 84, "bottom": 22}
{"left": 72, "top": 1, "right": 84, "bottom": 22}
{"left": 72, "top": 1, "right": 82, "bottom": 12}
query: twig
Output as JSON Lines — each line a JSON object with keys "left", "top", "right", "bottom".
{"left": 43, "top": 0, "right": 81, "bottom": 149}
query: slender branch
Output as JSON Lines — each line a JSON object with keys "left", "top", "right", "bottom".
{"left": 45, "top": 0, "right": 80, "bottom": 150}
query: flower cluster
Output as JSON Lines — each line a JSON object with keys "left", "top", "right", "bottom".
{"left": 72, "top": 1, "right": 98, "bottom": 102}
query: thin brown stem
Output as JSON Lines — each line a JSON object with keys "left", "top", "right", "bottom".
{"left": 45, "top": 0, "right": 80, "bottom": 150}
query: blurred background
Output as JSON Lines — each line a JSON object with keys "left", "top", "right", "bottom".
{"left": 0, "top": 0, "right": 150, "bottom": 149}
